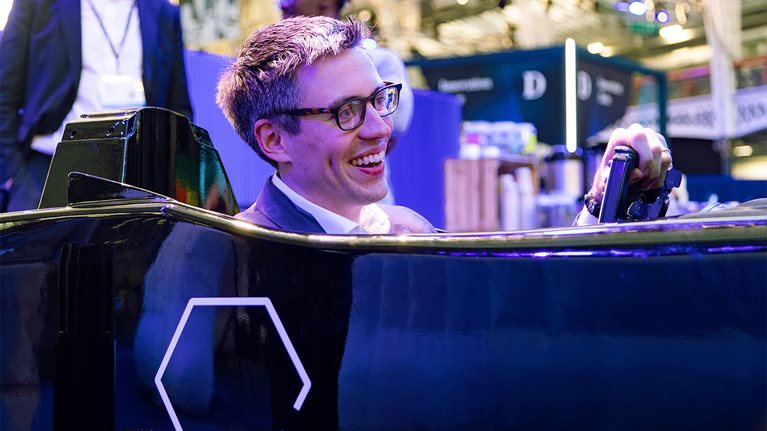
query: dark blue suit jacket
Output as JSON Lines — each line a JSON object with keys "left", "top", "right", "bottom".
{"left": 0, "top": 0, "right": 193, "bottom": 183}
{"left": 236, "top": 176, "right": 326, "bottom": 234}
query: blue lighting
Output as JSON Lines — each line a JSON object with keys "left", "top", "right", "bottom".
{"left": 615, "top": 1, "right": 630, "bottom": 12}
{"left": 656, "top": 10, "right": 670, "bottom": 23}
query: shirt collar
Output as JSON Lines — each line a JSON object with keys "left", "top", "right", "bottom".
{"left": 271, "top": 173, "right": 364, "bottom": 234}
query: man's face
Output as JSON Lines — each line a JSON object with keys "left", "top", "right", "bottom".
{"left": 277, "top": 47, "right": 393, "bottom": 220}
{"left": 281, "top": 0, "right": 342, "bottom": 19}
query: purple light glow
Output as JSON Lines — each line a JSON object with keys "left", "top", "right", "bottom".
{"left": 656, "top": 10, "right": 670, "bottom": 23}
{"left": 615, "top": 1, "right": 630, "bottom": 12}
{"left": 707, "top": 245, "right": 767, "bottom": 254}
{"left": 435, "top": 242, "right": 767, "bottom": 259}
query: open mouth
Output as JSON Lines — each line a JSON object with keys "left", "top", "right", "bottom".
{"left": 350, "top": 150, "right": 385, "bottom": 168}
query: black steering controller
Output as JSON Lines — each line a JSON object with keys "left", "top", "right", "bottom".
{"left": 598, "top": 145, "right": 682, "bottom": 223}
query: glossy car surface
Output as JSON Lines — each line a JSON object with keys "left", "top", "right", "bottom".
{"left": 2, "top": 179, "right": 765, "bottom": 430}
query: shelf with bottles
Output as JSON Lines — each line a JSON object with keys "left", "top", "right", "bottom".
{"left": 443, "top": 158, "right": 539, "bottom": 232}
{"left": 444, "top": 120, "right": 542, "bottom": 232}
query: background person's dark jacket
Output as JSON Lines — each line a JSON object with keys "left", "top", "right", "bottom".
{"left": 0, "top": 0, "right": 194, "bottom": 184}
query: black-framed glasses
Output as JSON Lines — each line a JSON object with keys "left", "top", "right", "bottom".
{"left": 273, "top": 82, "right": 402, "bottom": 131}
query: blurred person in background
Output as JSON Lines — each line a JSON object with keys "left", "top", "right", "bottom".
{"left": 279, "top": 0, "right": 413, "bottom": 205}
{"left": 0, "top": 0, "right": 193, "bottom": 212}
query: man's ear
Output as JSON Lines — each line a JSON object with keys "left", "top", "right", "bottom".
{"left": 254, "top": 119, "right": 291, "bottom": 164}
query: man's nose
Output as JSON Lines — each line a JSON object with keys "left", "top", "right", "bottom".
{"left": 357, "top": 103, "right": 392, "bottom": 139}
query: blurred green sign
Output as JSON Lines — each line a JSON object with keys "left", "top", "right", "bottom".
{"left": 629, "top": 21, "right": 661, "bottom": 36}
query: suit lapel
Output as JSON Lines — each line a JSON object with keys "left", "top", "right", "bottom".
{"left": 54, "top": 0, "right": 82, "bottom": 78}
{"left": 256, "top": 177, "right": 326, "bottom": 234}
{"left": 137, "top": 0, "right": 158, "bottom": 91}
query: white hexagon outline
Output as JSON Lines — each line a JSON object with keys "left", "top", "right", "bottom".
{"left": 154, "top": 297, "right": 311, "bottom": 431}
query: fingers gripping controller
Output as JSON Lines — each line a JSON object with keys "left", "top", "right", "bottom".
{"left": 597, "top": 146, "right": 682, "bottom": 223}
{"left": 598, "top": 146, "right": 638, "bottom": 223}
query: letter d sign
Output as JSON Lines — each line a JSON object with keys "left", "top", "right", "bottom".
{"left": 522, "top": 70, "right": 547, "bottom": 100}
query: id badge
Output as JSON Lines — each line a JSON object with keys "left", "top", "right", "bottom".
{"left": 98, "top": 74, "right": 146, "bottom": 109}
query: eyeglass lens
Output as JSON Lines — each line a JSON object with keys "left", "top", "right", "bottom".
{"left": 337, "top": 85, "right": 399, "bottom": 131}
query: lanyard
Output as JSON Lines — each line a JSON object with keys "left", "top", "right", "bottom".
{"left": 85, "top": 0, "right": 137, "bottom": 72}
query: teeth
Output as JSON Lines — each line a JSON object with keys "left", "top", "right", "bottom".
{"left": 351, "top": 150, "right": 385, "bottom": 167}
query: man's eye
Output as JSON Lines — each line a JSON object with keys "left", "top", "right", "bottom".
{"left": 338, "top": 102, "right": 358, "bottom": 120}
{"left": 374, "top": 94, "right": 387, "bottom": 109}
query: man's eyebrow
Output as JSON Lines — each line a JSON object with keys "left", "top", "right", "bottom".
{"left": 328, "top": 83, "right": 385, "bottom": 108}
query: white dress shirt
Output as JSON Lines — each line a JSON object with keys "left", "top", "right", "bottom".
{"left": 271, "top": 174, "right": 391, "bottom": 234}
{"left": 31, "top": 0, "right": 145, "bottom": 156}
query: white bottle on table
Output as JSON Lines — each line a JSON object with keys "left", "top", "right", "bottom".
{"left": 516, "top": 167, "right": 536, "bottom": 230}
{"left": 499, "top": 174, "right": 520, "bottom": 231}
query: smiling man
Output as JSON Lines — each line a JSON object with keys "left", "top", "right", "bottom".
{"left": 216, "top": 16, "right": 435, "bottom": 234}
{"left": 217, "top": 16, "right": 672, "bottom": 235}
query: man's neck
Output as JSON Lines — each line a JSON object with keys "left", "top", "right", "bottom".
{"left": 276, "top": 173, "right": 363, "bottom": 223}
{"left": 271, "top": 174, "right": 400, "bottom": 235}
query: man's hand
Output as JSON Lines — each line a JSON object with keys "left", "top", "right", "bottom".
{"left": 588, "top": 123, "right": 673, "bottom": 206}
{"left": 377, "top": 204, "right": 437, "bottom": 234}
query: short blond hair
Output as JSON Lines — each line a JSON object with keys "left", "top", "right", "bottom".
{"left": 216, "top": 16, "right": 369, "bottom": 166}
